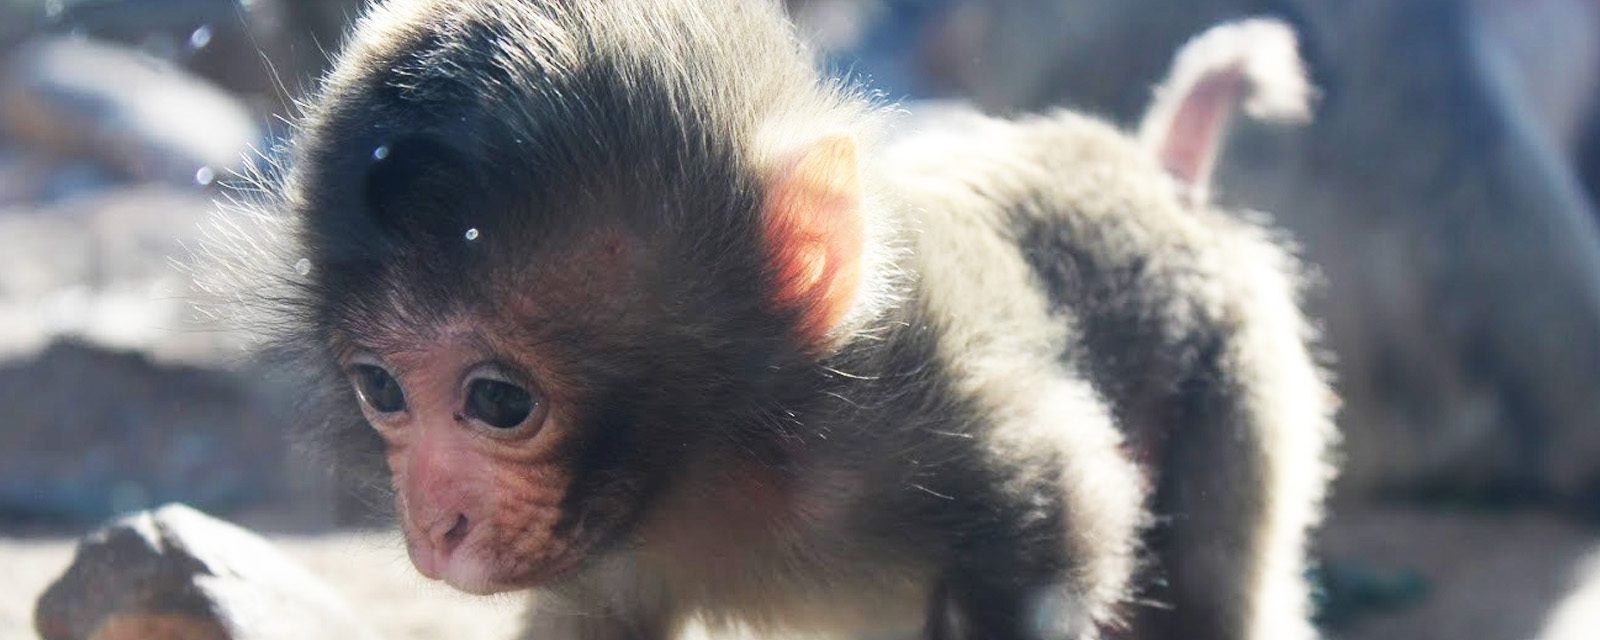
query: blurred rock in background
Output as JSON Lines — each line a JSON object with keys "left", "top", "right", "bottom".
{"left": 0, "top": 37, "right": 262, "bottom": 187}
{"left": 0, "top": 0, "right": 357, "bottom": 530}
{"left": 0, "top": 186, "right": 241, "bottom": 361}
{"left": 0, "top": 181, "right": 322, "bottom": 525}
{"left": 0, "top": 341, "right": 280, "bottom": 523}
{"left": 5, "top": 0, "right": 366, "bottom": 115}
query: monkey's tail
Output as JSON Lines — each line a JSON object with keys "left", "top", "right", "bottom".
{"left": 1138, "top": 18, "right": 1314, "bottom": 204}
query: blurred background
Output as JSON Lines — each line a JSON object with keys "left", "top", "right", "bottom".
{"left": 1, "top": 0, "right": 1599, "bottom": 638}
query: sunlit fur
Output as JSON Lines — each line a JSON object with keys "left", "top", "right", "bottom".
{"left": 199, "top": 2, "right": 1336, "bottom": 639}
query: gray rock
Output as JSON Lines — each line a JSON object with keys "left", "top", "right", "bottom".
{"left": 41, "top": 0, "right": 368, "bottom": 117}
{"left": 0, "top": 340, "right": 292, "bottom": 523}
{"left": 0, "top": 184, "right": 309, "bottom": 524}
{"left": 0, "top": 185, "right": 251, "bottom": 364}
{"left": 0, "top": 36, "right": 262, "bottom": 187}
{"left": 39, "top": 0, "right": 302, "bottom": 119}
{"left": 0, "top": 186, "right": 322, "bottom": 526}
{"left": 33, "top": 503, "right": 381, "bottom": 640}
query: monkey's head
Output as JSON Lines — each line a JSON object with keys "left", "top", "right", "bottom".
{"left": 260, "top": 1, "right": 883, "bottom": 594}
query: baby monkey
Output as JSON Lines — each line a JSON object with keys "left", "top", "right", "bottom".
{"left": 217, "top": 2, "right": 1334, "bottom": 639}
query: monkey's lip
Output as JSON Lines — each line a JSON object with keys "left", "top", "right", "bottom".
{"left": 405, "top": 536, "right": 455, "bottom": 583}
{"left": 423, "top": 549, "right": 514, "bottom": 596}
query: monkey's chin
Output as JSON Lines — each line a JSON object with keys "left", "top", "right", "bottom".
{"left": 410, "top": 543, "right": 582, "bottom": 595}
{"left": 408, "top": 541, "right": 507, "bottom": 595}
{"left": 439, "top": 567, "right": 506, "bottom": 595}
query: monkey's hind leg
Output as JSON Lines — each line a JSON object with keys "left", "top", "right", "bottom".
{"left": 1132, "top": 222, "right": 1335, "bottom": 640}
{"left": 1127, "top": 18, "right": 1335, "bottom": 640}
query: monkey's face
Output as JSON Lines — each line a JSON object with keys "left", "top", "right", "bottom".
{"left": 315, "top": 223, "right": 750, "bottom": 595}
{"left": 338, "top": 322, "right": 588, "bottom": 594}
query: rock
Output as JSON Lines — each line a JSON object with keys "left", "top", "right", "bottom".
{"left": 0, "top": 36, "right": 262, "bottom": 187}
{"left": 33, "top": 504, "right": 381, "bottom": 640}
{"left": 0, "top": 185, "right": 333, "bottom": 525}
{"left": 43, "top": 0, "right": 368, "bottom": 117}
{"left": 0, "top": 185, "right": 250, "bottom": 364}
{"left": 0, "top": 185, "right": 311, "bottom": 524}
{"left": 0, "top": 3, "right": 36, "bottom": 51}
{"left": 41, "top": 0, "right": 302, "bottom": 118}
{"left": 0, "top": 146, "right": 44, "bottom": 207}
{"left": 0, "top": 340, "right": 294, "bottom": 523}
{"left": 0, "top": 141, "right": 119, "bottom": 207}
{"left": 2, "top": 534, "right": 527, "bottom": 640}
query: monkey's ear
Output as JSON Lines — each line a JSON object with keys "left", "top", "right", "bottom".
{"left": 1139, "top": 18, "right": 1313, "bottom": 205}
{"left": 762, "top": 134, "right": 866, "bottom": 347}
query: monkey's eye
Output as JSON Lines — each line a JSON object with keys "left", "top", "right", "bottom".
{"left": 352, "top": 364, "right": 407, "bottom": 414}
{"left": 464, "top": 378, "right": 536, "bottom": 429}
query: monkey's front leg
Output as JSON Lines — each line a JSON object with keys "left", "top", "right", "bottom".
{"left": 520, "top": 605, "right": 664, "bottom": 640}
{"left": 927, "top": 571, "right": 1098, "bottom": 640}
{"left": 924, "top": 378, "right": 1147, "bottom": 640}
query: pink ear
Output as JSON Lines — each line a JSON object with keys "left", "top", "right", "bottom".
{"left": 1139, "top": 18, "right": 1312, "bottom": 205}
{"left": 762, "top": 135, "right": 865, "bottom": 347}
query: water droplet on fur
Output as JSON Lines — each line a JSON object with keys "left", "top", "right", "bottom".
{"left": 188, "top": 25, "right": 213, "bottom": 50}
{"left": 295, "top": 258, "right": 312, "bottom": 275}
{"left": 464, "top": 228, "right": 480, "bottom": 241}
{"left": 194, "top": 166, "right": 215, "bottom": 186}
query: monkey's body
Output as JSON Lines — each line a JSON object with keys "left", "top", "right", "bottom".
{"left": 566, "top": 111, "right": 1326, "bottom": 640}
{"left": 215, "top": 1, "right": 1334, "bottom": 639}
{"left": 885, "top": 111, "right": 1329, "bottom": 639}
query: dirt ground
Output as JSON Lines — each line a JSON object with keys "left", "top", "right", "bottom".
{"left": 2, "top": 505, "right": 1596, "bottom": 640}
{"left": 1318, "top": 506, "right": 1600, "bottom": 640}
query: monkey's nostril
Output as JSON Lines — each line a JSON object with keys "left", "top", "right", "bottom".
{"left": 442, "top": 514, "right": 471, "bottom": 549}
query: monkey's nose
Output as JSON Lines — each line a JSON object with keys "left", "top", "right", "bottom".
{"left": 411, "top": 513, "right": 472, "bottom": 580}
